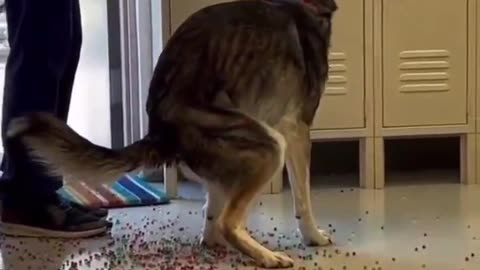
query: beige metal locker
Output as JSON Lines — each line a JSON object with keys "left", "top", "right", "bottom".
{"left": 381, "top": 0, "right": 468, "bottom": 127}
{"left": 311, "top": 0, "right": 365, "bottom": 130}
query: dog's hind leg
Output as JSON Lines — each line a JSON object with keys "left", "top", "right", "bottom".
{"left": 201, "top": 184, "right": 228, "bottom": 247}
{"left": 216, "top": 124, "right": 293, "bottom": 268}
{"left": 280, "top": 120, "right": 332, "bottom": 246}
{"left": 182, "top": 114, "right": 293, "bottom": 268}
{"left": 178, "top": 163, "right": 228, "bottom": 247}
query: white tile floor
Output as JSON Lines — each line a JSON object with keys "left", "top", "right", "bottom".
{"left": 1, "top": 172, "right": 479, "bottom": 270}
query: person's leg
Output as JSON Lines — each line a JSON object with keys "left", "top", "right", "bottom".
{"left": 0, "top": 0, "right": 107, "bottom": 238}
{"left": 56, "top": 0, "right": 81, "bottom": 121}
{"left": 0, "top": 0, "right": 70, "bottom": 201}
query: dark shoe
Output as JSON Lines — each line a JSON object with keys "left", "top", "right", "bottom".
{"left": 66, "top": 200, "right": 109, "bottom": 219}
{"left": 68, "top": 201, "right": 113, "bottom": 229}
{"left": 0, "top": 199, "right": 108, "bottom": 238}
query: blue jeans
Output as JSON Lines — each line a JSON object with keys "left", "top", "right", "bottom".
{"left": 0, "top": 0, "right": 82, "bottom": 204}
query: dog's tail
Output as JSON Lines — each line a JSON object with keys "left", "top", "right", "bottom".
{"left": 6, "top": 113, "right": 178, "bottom": 184}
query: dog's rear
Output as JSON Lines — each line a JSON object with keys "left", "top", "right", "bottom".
{"left": 8, "top": 0, "right": 337, "bottom": 268}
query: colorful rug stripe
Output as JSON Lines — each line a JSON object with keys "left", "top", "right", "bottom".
{"left": 64, "top": 184, "right": 90, "bottom": 205}
{"left": 57, "top": 189, "right": 78, "bottom": 204}
{"left": 97, "top": 184, "right": 125, "bottom": 206}
{"left": 126, "top": 175, "right": 160, "bottom": 200}
{"left": 70, "top": 182, "right": 104, "bottom": 207}
{"left": 112, "top": 181, "right": 141, "bottom": 205}
{"left": 131, "top": 175, "right": 169, "bottom": 203}
{"left": 58, "top": 174, "right": 170, "bottom": 209}
{"left": 118, "top": 176, "right": 158, "bottom": 203}
{"left": 81, "top": 182, "right": 110, "bottom": 206}
{"left": 103, "top": 184, "right": 130, "bottom": 205}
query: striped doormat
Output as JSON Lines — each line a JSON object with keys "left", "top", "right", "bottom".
{"left": 57, "top": 174, "right": 170, "bottom": 209}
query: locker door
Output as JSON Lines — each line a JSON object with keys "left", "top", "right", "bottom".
{"left": 311, "top": 0, "right": 366, "bottom": 130}
{"left": 382, "top": 0, "right": 468, "bottom": 127}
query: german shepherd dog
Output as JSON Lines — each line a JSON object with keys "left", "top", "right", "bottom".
{"left": 8, "top": 0, "right": 337, "bottom": 268}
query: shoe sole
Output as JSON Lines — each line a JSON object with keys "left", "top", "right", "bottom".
{"left": 0, "top": 222, "right": 107, "bottom": 238}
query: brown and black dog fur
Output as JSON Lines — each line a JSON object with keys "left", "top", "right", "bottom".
{"left": 8, "top": 0, "right": 337, "bottom": 268}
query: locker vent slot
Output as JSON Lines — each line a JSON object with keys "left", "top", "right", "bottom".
{"left": 398, "top": 49, "right": 450, "bottom": 93}
{"left": 326, "top": 52, "right": 348, "bottom": 96}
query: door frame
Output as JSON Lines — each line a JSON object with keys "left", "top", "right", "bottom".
{"left": 111, "top": 0, "right": 178, "bottom": 197}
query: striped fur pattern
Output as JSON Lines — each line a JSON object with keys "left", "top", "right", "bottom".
{"left": 8, "top": 0, "right": 337, "bottom": 268}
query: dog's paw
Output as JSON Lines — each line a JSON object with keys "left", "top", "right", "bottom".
{"left": 258, "top": 251, "right": 294, "bottom": 269}
{"left": 200, "top": 228, "right": 228, "bottom": 248}
{"left": 300, "top": 228, "right": 333, "bottom": 246}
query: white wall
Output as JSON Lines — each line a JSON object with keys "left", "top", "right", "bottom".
{"left": 67, "top": 0, "right": 111, "bottom": 148}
